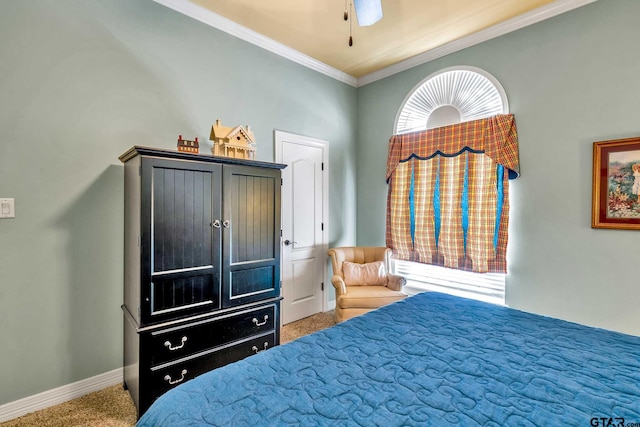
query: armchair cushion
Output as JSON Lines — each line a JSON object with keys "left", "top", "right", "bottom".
{"left": 337, "top": 286, "right": 407, "bottom": 309}
{"left": 342, "top": 261, "right": 387, "bottom": 286}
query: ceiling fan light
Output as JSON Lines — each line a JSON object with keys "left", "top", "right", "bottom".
{"left": 353, "top": 0, "right": 382, "bottom": 26}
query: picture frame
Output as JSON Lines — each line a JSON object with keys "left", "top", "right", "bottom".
{"left": 592, "top": 136, "right": 640, "bottom": 230}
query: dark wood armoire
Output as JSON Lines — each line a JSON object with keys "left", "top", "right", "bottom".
{"left": 119, "top": 146, "right": 285, "bottom": 416}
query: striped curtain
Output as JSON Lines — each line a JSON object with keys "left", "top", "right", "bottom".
{"left": 385, "top": 114, "right": 520, "bottom": 274}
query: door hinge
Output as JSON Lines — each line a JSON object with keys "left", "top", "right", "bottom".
{"left": 281, "top": 178, "right": 283, "bottom": 186}
{"left": 321, "top": 223, "right": 324, "bottom": 231}
{"left": 280, "top": 229, "right": 283, "bottom": 237}
{"left": 321, "top": 282, "right": 324, "bottom": 291}
{"left": 321, "top": 162, "right": 324, "bottom": 171}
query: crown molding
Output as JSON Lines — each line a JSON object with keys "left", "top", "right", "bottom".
{"left": 152, "top": 0, "right": 597, "bottom": 89}
{"left": 356, "top": 0, "right": 598, "bottom": 86}
{"left": 152, "top": 0, "right": 358, "bottom": 87}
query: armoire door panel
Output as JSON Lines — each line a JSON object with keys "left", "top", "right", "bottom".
{"left": 141, "top": 158, "right": 222, "bottom": 324}
{"left": 152, "top": 166, "right": 214, "bottom": 272}
{"left": 229, "top": 174, "right": 276, "bottom": 263}
{"left": 228, "top": 265, "right": 275, "bottom": 300}
{"left": 150, "top": 271, "right": 217, "bottom": 317}
{"left": 223, "top": 166, "right": 281, "bottom": 307}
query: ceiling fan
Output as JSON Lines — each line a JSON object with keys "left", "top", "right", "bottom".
{"left": 344, "top": 0, "right": 383, "bottom": 46}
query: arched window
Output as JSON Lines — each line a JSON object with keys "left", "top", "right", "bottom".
{"left": 395, "top": 66, "right": 509, "bottom": 134}
{"left": 389, "top": 66, "right": 514, "bottom": 306}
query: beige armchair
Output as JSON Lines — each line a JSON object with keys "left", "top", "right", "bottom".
{"left": 328, "top": 246, "right": 407, "bottom": 323}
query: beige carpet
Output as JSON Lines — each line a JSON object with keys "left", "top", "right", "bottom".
{"left": 0, "top": 385, "right": 137, "bottom": 427}
{"left": 1, "top": 310, "right": 336, "bottom": 427}
{"left": 280, "top": 310, "right": 335, "bottom": 344}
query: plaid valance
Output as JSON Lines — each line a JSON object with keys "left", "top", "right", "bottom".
{"left": 386, "top": 114, "right": 520, "bottom": 183}
{"left": 385, "top": 114, "right": 520, "bottom": 274}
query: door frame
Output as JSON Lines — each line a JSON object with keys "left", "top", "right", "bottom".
{"left": 274, "top": 130, "right": 330, "bottom": 313}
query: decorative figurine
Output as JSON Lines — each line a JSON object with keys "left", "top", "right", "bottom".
{"left": 209, "top": 119, "right": 256, "bottom": 160}
{"left": 177, "top": 135, "right": 199, "bottom": 153}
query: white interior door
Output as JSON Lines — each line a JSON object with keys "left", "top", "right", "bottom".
{"left": 275, "top": 131, "right": 328, "bottom": 325}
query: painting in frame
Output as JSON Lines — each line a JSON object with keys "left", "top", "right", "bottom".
{"left": 592, "top": 136, "right": 640, "bottom": 230}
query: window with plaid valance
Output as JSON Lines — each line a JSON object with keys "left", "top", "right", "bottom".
{"left": 385, "top": 114, "right": 520, "bottom": 274}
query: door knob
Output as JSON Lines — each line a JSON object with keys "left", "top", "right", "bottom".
{"left": 283, "top": 239, "right": 297, "bottom": 246}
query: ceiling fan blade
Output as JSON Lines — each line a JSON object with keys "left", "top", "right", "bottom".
{"left": 353, "top": 0, "right": 382, "bottom": 26}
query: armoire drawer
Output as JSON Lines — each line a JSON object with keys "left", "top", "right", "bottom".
{"left": 147, "top": 304, "right": 276, "bottom": 366}
{"left": 149, "top": 332, "right": 276, "bottom": 401}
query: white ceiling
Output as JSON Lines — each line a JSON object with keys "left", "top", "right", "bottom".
{"left": 154, "top": 0, "right": 596, "bottom": 86}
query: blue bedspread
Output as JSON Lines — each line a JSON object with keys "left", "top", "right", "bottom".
{"left": 137, "top": 292, "right": 640, "bottom": 426}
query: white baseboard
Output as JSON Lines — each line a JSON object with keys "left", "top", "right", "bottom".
{"left": 0, "top": 368, "right": 123, "bottom": 423}
{"left": 326, "top": 299, "right": 336, "bottom": 311}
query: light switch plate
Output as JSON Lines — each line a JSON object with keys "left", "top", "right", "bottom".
{"left": 0, "top": 198, "right": 15, "bottom": 218}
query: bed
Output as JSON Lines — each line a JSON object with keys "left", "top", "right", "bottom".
{"left": 137, "top": 292, "right": 640, "bottom": 426}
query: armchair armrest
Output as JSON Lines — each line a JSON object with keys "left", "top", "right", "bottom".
{"left": 386, "top": 274, "right": 406, "bottom": 292}
{"left": 330, "top": 274, "right": 347, "bottom": 296}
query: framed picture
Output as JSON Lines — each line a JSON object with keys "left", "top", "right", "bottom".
{"left": 592, "top": 137, "right": 640, "bottom": 230}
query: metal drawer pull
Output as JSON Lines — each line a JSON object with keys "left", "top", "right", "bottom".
{"left": 252, "top": 342, "right": 269, "bottom": 354}
{"left": 252, "top": 315, "right": 269, "bottom": 327}
{"left": 212, "top": 220, "right": 221, "bottom": 228}
{"left": 164, "top": 369, "right": 187, "bottom": 385}
{"left": 164, "top": 336, "right": 187, "bottom": 351}
{"left": 222, "top": 219, "right": 230, "bottom": 228}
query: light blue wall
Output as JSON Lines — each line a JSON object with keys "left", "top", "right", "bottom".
{"left": 0, "top": 0, "right": 356, "bottom": 405}
{"left": 356, "top": 0, "right": 640, "bottom": 335}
